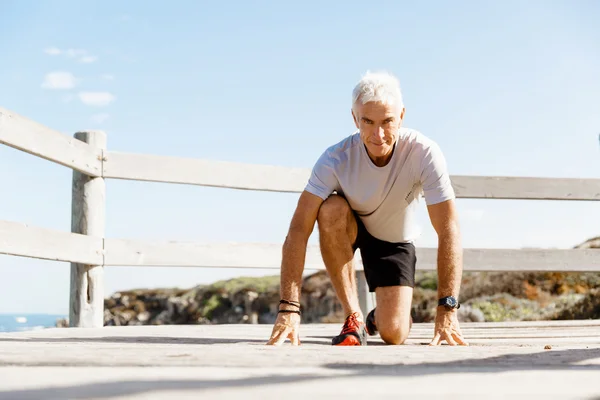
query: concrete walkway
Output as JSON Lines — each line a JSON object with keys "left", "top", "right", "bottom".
{"left": 0, "top": 320, "right": 599, "bottom": 399}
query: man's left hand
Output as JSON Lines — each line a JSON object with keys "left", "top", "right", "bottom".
{"left": 429, "top": 307, "right": 469, "bottom": 346}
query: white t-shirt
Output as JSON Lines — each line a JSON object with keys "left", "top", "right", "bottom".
{"left": 304, "top": 128, "right": 455, "bottom": 243}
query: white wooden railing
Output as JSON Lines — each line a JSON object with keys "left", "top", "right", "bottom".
{"left": 1, "top": 106, "right": 599, "bottom": 327}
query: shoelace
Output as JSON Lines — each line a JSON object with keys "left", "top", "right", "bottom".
{"left": 340, "top": 313, "right": 361, "bottom": 335}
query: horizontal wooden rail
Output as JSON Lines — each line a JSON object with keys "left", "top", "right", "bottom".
{"left": 0, "top": 220, "right": 103, "bottom": 265}
{"left": 447, "top": 247, "right": 600, "bottom": 272}
{"left": 103, "top": 152, "right": 311, "bottom": 193}
{"left": 0, "top": 107, "right": 103, "bottom": 176}
{"left": 103, "top": 238, "right": 600, "bottom": 271}
{"left": 103, "top": 240, "right": 329, "bottom": 269}
{"left": 103, "top": 151, "right": 600, "bottom": 201}
{"left": 451, "top": 175, "right": 600, "bottom": 201}
{"left": 1, "top": 105, "right": 598, "bottom": 200}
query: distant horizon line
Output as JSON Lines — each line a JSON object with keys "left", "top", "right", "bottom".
{"left": 0, "top": 313, "right": 67, "bottom": 316}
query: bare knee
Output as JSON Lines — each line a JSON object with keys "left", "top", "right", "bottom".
{"left": 379, "top": 323, "right": 410, "bottom": 345}
{"left": 317, "top": 195, "right": 352, "bottom": 234}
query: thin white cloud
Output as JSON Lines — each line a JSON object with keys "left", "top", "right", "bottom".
{"left": 79, "top": 56, "right": 98, "bottom": 63}
{"left": 46, "top": 48, "right": 98, "bottom": 63}
{"left": 44, "top": 47, "right": 62, "bottom": 56}
{"left": 78, "top": 92, "right": 115, "bottom": 106}
{"left": 41, "top": 72, "right": 79, "bottom": 90}
{"left": 91, "top": 113, "right": 110, "bottom": 123}
{"left": 101, "top": 74, "right": 115, "bottom": 81}
{"left": 65, "top": 48, "right": 87, "bottom": 58}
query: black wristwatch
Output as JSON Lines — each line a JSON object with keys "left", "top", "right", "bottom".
{"left": 438, "top": 296, "right": 460, "bottom": 310}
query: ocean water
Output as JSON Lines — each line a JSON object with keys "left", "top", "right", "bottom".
{"left": 0, "top": 314, "right": 67, "bottom": 332}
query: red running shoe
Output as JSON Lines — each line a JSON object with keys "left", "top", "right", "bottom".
{"left": 331, "top": 312, "right": 367, "bottom": 346}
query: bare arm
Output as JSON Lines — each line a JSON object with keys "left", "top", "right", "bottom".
{"left": 427, "top": 198, "right": 463, "bottom": 299}
{"left": 427, "top": 198, "right": 468, "bottom": 346}
{"left": 267, "top": 191, "right": 323, "bottom": 346}
{"left": 280, "top": 190, "right": 324, "bottom": 302}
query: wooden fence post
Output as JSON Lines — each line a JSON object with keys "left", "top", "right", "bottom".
{"left": 356, "top": 270, "right": 376, "bottom": 317}
{"left": 69, "top": 131, "right": 106, "bottom": 328}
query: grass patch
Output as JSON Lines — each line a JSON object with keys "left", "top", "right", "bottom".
{"left": 210, "top": 275, "right": 280, "bottom": 293}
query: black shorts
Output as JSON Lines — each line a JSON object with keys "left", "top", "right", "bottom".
{"left": 352, "top": 213, "right": 417, "bottom": 292}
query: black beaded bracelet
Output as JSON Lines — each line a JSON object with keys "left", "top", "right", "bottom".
{"left": 279, "top": 299, "right": 301, "bottom": 308}
{"left": 278, "top": 309, "right": 301, "bottom": 315}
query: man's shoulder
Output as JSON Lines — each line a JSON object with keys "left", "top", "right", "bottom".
{"left": 400, "top": 127, "right": 434, "bottom": 146}
{"left": 399, "top": 127, "right": 443, "bottom": 155}
{"left": 324, "top": 130, "right": 361, "bottom": 154}
{"left": 318, "top": 131, "right": 361, "bottom": 163}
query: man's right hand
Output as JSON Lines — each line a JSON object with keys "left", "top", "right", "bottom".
{"left": 266, "top": 312, "right": 301, "bottom": 346}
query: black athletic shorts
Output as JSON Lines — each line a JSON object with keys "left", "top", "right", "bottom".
{"left": 351, "top": 212, "right": 417, "bottom": 292}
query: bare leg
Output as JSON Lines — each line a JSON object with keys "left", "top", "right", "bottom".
{"left": 375, "top": 286, "right": 413, "bottom": 344}
{"left": 317, "top": 195, "right": 362, "bottom": 320}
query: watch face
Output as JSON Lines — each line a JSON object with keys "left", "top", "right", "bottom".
{"left": 439, "top": 296, "right": 458, "bottom": 309}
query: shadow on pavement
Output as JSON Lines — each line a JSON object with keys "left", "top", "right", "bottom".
{"left": 0, "top": 348, "right": 599, "bottom": 399}
{"left": 324, "top": 347, "right": 600, "bottom": 374}
{"left": 0, "top": 374, "right": 328, "bottom": 400}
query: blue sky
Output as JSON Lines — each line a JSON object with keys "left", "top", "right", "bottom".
{"left": 1, "top": 0, "right": 599, "bottom": 314}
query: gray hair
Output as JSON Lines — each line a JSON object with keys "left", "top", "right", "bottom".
{"left": 352, "top": 71, "right": 404, "bottom": 113}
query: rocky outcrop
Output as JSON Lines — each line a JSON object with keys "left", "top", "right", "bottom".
{"left": 97, "top": 271, "right": 600, "bottom": 326}
{"left": 101, "top": 271, "right": 346, "bottom": 327}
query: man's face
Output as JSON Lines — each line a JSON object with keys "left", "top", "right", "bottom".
{"left": 352, "top": 101, "right": 405, "bottom": 166}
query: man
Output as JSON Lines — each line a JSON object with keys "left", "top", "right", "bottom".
{"left": 267, "top": 71, "right": 468, "bottom": 347}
